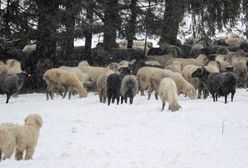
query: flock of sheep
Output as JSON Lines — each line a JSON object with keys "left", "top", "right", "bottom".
{"left": 1, "top": 33, "right": 248, "bottom": 160}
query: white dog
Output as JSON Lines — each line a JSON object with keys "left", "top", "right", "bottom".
{"left": 0, "top": 114, "right": 43, "bottom": 161}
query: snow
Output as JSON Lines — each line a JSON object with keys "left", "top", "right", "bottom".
{"left": 1, "top": 89, "right": 248, "bottom": 168}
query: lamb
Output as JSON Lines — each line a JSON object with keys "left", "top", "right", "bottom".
{"left": 158, "top": 77, "right": 181, "bottom": 112}
{"left": 120, "top": 75, "right": 138, "bottom": 104}
{"left": 43, "top": 68, "right": 87, "bottom": 100}
{"left": 0, "top": 72, "right": 29, "bottom": 103}
{"left": 6, "top": 59, "right": 22, "bottom": 75}
{"left": 107, "top": 67, "right": 131, "bottom": 105}
{"left": 192, "top": 67, "right": 237, "bottom": 103}
{"left": 0, "top": 114, "right": 42, "bottom": 160}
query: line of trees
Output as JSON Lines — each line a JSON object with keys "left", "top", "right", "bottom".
{"left": 0, "top": 0, "right": 247, "bottom": 60}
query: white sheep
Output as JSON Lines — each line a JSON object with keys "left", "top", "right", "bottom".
{"left": 6, "top": 59, "right": 22, "bottom": 75}
{"left": 166, "top": 54, "right": 208, "bottom": 68}
{"left": 96, "top": 74, "right": 111, "bottom": 103}
{"left": 120, "top": 75, "right": 138, "bottom": 104}
{"left": 43, "top": 68, "right": 87, "bottom": 100}
{"left": 59, "top": 66, "right": 92, "bottom": 86}
{"left": 118, "top": 59, "right": 136, "bottom": 68}
{"left": 147, "top": 70, "right": 196, "bottom": 100}
{"left": 78, "top": 63, "right": 117, "bottom": 86}
{"left": 136, "top": 67, "right": 173, "bottom": 96}
{"left": 22, "top": 44, "right": 36, "bottom": 55}
{"left": 158, "top": 77, "right": 181, "bottom": 112}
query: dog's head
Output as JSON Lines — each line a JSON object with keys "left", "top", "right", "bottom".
{"left": 25, "top": 114, "right": 43, "bottom": 128}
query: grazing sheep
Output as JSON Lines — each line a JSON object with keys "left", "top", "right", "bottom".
{"left": 0, "top": 72, "right": 29, "bottom": 103}
{"left": 147, "top": 70, "right": 196, "bottom": 100}
{"left": 158, "top": 77, "right": 181, "bottom": 112}
{"left": 164, "top": 61, "right": 182, "bottom": 73}
{"left": 120, "top": 75, "right": 138, "bottom": 104}
{"left": 43, "top": 68, "right": 87, "bottom": 100}
{"left": 59, "top": 66, "right": 92, "bottom": 86}
{"left": 107, "top": 67, "right": 131, "bottom": 105}
{"left": 6, "top": 59, "right": 22, "bottom": 75}
{"left": 0, "top": 114, "right": 42, "bottom": 160}
{"left": 192, "top": 67, "right": 237, "bottom": 103}
{"left": 78, "top": 63, "right": 117, "bottom": 86}
{"left": 136, "top": 67, "right": 168, "bottom": 96}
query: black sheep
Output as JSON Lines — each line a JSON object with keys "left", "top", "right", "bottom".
{"left": 0, "top": 72, "right": 29, "bottom": 103}
{"left": 192, "top": 67, "right": 237, "bottom": 103}
{"left": 107, "top": 67, "right": 131, "bottom": 105}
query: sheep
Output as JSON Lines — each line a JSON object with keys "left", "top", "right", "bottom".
{"left": 0, "top": 61, "right": 7, "bottom": 74}
{"left": 158, "top": 77, "right": 181, "bottom": 112}
{"left": 136, "top": 67, "right": 169, "bottom": 96}
{"left": 118, "top": 59, "right": 136, "bottom": 68}
{"left": 192, "top": 67, "right": 237, "bottom": 103}
{"left": 145, "top": 60, "right": 162, "bottom": 66}
{"left": 43, "top": 68, "right": 87, "bottom": 100}
{"left": 233, "top": 62, "right": 248, "bottom": 87}
{"left": 22, "top": 44, "right": 36, "bottom": 55}
{"left": 166, "top": 54, "right": 208, "bottom": 68}
{"left": 6, "top": 59, "right": 22, "bottom": 75}
{"left": 120, "top": 75, "right": 138, "bottom": 104}
{"left": 190, "top": 43, "right": 204, "bottom": 58}
{"left": 182, "top": 64, "right": 209, "bottom": 99}
{"left": 59, "top": 66, "right": 92, "bottom": 86}
{"left": 107, "top": 67, "right": 131, "bottom": 105}
{"left": 78, "top": 63, "right": 117, "bottom": 87}
{"left": 0, "top": 72, "right": 29, "bottom": 103}
{"left": 0, "top": 114, "right": 42, "bottom": 161}
{"left": 147, "top": 70, "right": 196, "bottom": 100}
{"left": 160, "top": 43, "right": 183, "bottom": 57}
{"left": 164, "top": 61, "right": 182, "bottom": 73}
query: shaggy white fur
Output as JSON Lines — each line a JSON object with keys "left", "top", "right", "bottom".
{"left": 0, "top": 114, "right": 42, "bottom": 161}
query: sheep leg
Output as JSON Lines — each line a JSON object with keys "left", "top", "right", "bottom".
{"left": 211, "top": 93, "right": 215, "bottom": 102}
{"left": 129, "top": 96, "right": 133, "bottom": 104}
{"left": 15, "top": 149, "right": 24, "bottom": 160}
{"left": 111, "top": 96, "right": 115, "bottom": 104}
{"left": 161, "top": 102, "right": 165, "bottom": 111}
{"left": 147, "top": 88, "right": 153, "bottom": 100}
{"left": 0, "top": 150, "right": 2, "bottom": 161}
{"left": 125, "top": 97, "right": 128, "bottom": 104}
{"left": 68, "top": 92, "right": 72, "bottom": 99}
{"left": 215, "top": 94, "right": 218, "bottom": 101}
{"left": 155, "top": 91, "right": 158, "bottom": 100}
{"left": 6, "top": 94, "right": 11, "bottom": 103}
{"left": 121, "top": 96, "right": 124, "bottom": 104}
{"left": 231, "top": 90, "right": 235, "bottom": 102}
{"left": 224, "top": 96, "right": 227, "bottom": 104}
{"left": 25, "top": 147, "right": 35, "bottom": 160}
{"left": 107, "top": 96, "right": 111, "bottom": 106}
{"left": 116, "top": 97, "right": 120, "bottom": 105}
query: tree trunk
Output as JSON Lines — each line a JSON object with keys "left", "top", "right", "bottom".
{"left": 63, "top": 0, "right": 76, "bottom": 59}
{"left": 85, "top": 1, "right": 94, "bottom": 62}
{"left": 160, "top": 0, "right": 185, "bottom": 45}
{"left": 126, "top": 0, "right": 137, "bottom": 48}
{"left": 36, "top": 0, "right": 59, "bottom": 59}
{"left": 103, "top": 0, "right": 119, "bottom": 50}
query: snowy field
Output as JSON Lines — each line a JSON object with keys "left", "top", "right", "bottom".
{"left": 0, "top": 89, "right": 248, "bottom": 168}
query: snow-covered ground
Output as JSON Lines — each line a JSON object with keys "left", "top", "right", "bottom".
{"left": 1, "top": 89, "right": 248, "bottom": 168}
